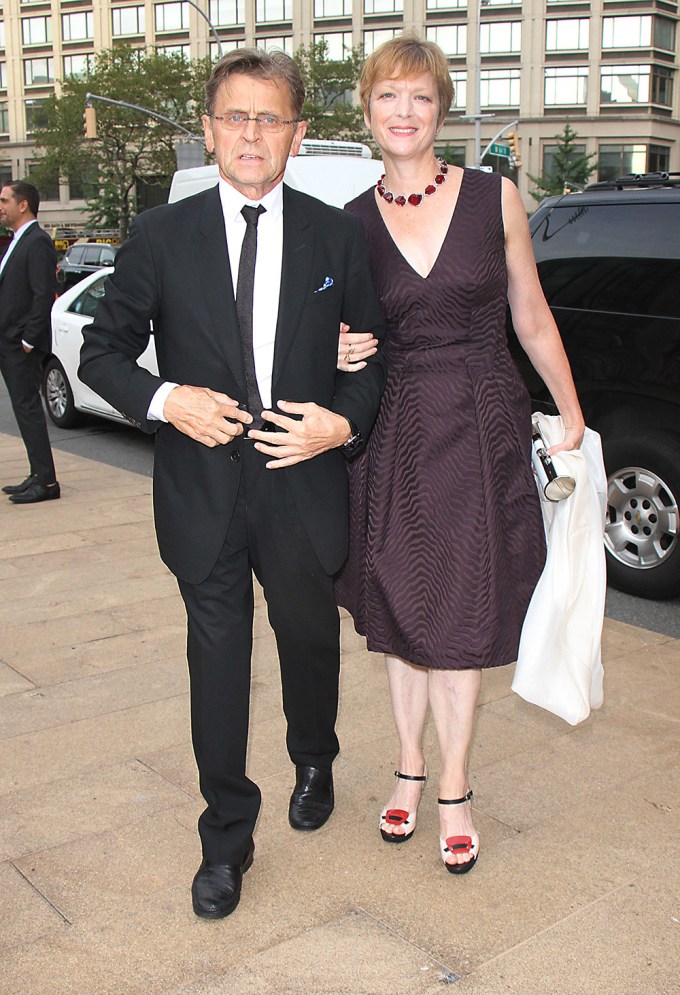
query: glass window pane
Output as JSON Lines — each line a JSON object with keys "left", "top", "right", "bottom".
{"left": 426, "top": 24, "right": 466, "bottom": 57}
{"left": 209, "top": 0, "right": 245, "bottom": 26}
{"left": 24, "top": 57, "right": 54, "bottom": 84}
{"left": 112, "top": 6, "right": 145, "bottom": 35}
{"left": 480, "top": 21, "right": 521, "bottom": 54}
{"left": 597, "top": 143, "right": 647, "bottom": 180}
{"left": 256, "top": 35, "right": 293, "bottom": 53}
{"left": 480, "top": 69, "right": 520, "bottom": 106}
{"left": 602, "top": 16, "right": 652, "bottom": 49}
{"left": 600, "top": 65, "right": 650, "bottom": 104}
{"left": 22, "top": 17, "right": 52, "bottom": 45}
{"left": 545, "top": 18, "right": 589, "bottom": 51}
{"left": 363, "top": 28, "right": 398, "bottom": 55}
{"left": 314, "top": 32, "right": 353, "bottom": 60}
{"left": 63, "top": 54, "right": 92, "bottom": 77}
{"left": 449, "top": 70, "right": 466, "bottom": 109}
{"left": 155, "top": 3, "right": 189, "bottom": 31}
{"left": 0, "top": 102, "right": 8, "bottom": 132}
{"left": 364, "top": 0, "right": 403, "bottom": 13}
{"left": 256, "top": 0, "right": 292, "bottom": 22}
{"left": 544, "top": 66, "right": 588, "bottom": 105}
{"left": 314, "top": 0, "right": 352, "bottom": 15}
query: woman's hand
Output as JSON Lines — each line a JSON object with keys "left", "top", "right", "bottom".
{"left": 337, "top": 322, "right": 378, "bottom": 372}
{"left": 547, "top": 420, "right": 586, "bottom": 455}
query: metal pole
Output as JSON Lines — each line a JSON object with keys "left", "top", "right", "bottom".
{"left": 183, "top": 0, "right": 223, "bottom": 58}
{"left": 85, "top": 92, "right": 202, "bottom": 139}
{"left": 473, "top": 0, "right": 483, "bottom": 168}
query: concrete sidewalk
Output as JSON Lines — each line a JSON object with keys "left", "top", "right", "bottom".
{"left": 0, "top": 433, "right": 678, "bottom": 995}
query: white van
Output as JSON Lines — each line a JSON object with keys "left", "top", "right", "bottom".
{"left": 169, "top": 139, "right": 383, "bottom": 208}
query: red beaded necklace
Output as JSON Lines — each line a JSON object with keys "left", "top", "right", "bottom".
{"left": 376, "top": 157, "right": 449, "bottom": 207}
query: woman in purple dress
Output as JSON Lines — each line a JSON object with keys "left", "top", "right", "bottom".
{"left": 335, "top": 36, "right": 584, "bottom": 873}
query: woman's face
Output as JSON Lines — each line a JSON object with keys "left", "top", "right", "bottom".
{"left": 366, "top": 72, "right": 440, "bottom": 160}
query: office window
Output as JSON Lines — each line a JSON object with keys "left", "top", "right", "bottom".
{"left": 480, "top": 68, "right": 520, "bottom": 105}
{"left": 543, "top": 141, "right": 586, "bottom": 177}
{"left": 257, "top": 35, "right": 293, "bottom": 53}
{"left": 364, "top": 28, "right": 398, "bottom": 54}
{"left": 426, "top": 24, "right": 466, "bottom": 57}
{"left": 0, "top": 162, "right": 12, "bottom": 187}
{"left": 0, "top": 63, "right": 5, "bottom": 88}
{"left": 480, "top": 21, "right": 521, "bottom": 54}
{"left": 364, "top": 0, "right": 403, "bottom": 13}
{"left": 0, "top": 21, "right": 4, "bottom": 48}
{"left": 155, "top": 2, "right": 189, "bottom": 32}
{"left": 648, "top": 145, "right": 670, "bottom": 173}
{"left": 256, "top": 0, "right": 292, "bottom": 22}
{"left": 63, "top": 53, "right": 92, "bottom": 77}
{"left": 486, "top": 0, "right": 521, "bottom": 5}
{"left": 602, "top": 16, "right": 651, "bottom": 49}
{"left": 24, "top": 56, "right": 54, "bottom": 85}
{"left": 545, "top": 19, "right": 588, "bottom": 51}
{"left": 68, "top": 165, "right": 98, "bottom": 201}
{"left": 449, "top": 69, "right": 466, "bottom": 109}
{"left": 209, "top": 0, "right": 245, "bottom": 26}
{"left": 600, "top": 64, "right": 672, "bottom": 106}
{"left": 544, "top": 66, "right": 588, "bottom": 104}
{"left": 210, "top": 39, "right": 244, "bottom": 58}
{"left": 654, "top": 17, "right": 676, "bottom": 51}
{"left": 22, "top": 16, "right": 52, "bottom": 45}
{"left": 314, "top": 0, "right": 352, "bottom": 16}
{"left": 0, "top": 102, "right": 7, "bottom": 132}
{"left": 155, "top": 43, "right": 190, "bottom": 57}
{"left": 25, "top": 98, "right": 50, "bottom": 133}
{"left": 315, "top": 32, "right": 353, "bottom": 60}
{"left": 426, "top": 0, "right": 466, "bottom": 8}
{"left": 598, "top": 143, "right": 647, "bottom": 181}
{"left": 62, "top": 12, "right": 93, "bottom": 42}
{"left": 27, "top": 160, "right": 59, "bottom": 200}
{"left": 112, "top": 6, "right": 145, "bottom": 35}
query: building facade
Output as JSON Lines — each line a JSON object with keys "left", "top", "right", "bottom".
{"left": 0, "top": 0, "right": 678, "bottom": 222}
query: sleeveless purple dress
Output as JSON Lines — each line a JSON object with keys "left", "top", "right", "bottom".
{"left": 335, "top": 169, "right": 546, "bottom": 670}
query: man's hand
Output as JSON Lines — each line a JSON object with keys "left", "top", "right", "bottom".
{"left": 163, "top": 385, "right": 252, "bottom": 447}
{"left": 248, "top": 400, "right": 351, "bottom": 468}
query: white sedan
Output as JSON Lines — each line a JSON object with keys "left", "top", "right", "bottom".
{"left": 44, "top": 267, "right": 157, "bottom": 428}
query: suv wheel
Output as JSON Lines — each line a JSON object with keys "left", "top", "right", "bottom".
{"left": 604, "top": 432, "right": 680, "bottom": 599}
{"left": 43, "top": 357, "right": 83, "bottom": 429}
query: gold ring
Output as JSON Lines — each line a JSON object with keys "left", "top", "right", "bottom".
{"left": 344, "top": 350, "right": 351, "bottom": 363}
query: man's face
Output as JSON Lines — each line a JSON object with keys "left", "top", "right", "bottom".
{"left": 202, "top": 74, "right": 307, "bottom": 200}
{"left": 0, "top": 187, "right": 25, "bottom": 232}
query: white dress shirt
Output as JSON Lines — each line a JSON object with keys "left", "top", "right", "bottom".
{"left": 0, "top": 219, "right": 38, "bottom": 351}
{"left": 148, "top": 179, "right": 284, "bottom": 421}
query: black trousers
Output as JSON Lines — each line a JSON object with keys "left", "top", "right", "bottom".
{"left": 177, "top": 443, "right": 341, "bottom": 864}
{"left": 0, "top": 345, "right": 56, "bottom": 485}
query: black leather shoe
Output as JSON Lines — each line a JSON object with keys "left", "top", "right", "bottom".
{"left": 289, "top": 765, "right": 334, "bottom": 831}
{"left": 2, "top": 474, "right": 36, "bottom": 495}
{"left": 9, "top": 481, "right": 60, "bottom": 504}
{"left": 191, "top": 838, "right": 255, "bottom": 920}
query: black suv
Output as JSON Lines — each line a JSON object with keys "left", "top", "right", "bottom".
{"left": 56, "top": 241, "right": 118, "bottom": 294}
{"left": 509, "top": 172, "right": 680, "bottom": 600}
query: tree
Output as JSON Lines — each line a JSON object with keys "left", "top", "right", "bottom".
{"left": 528, "top": 122, "right": 597, "bottom": 201}
{"left": 32, "top": 47, "right": 207, "bottom": 238}
{"left": 294, "top": 41, "right": 369, "bottom": 145}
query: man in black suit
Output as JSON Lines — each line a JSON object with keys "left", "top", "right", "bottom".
{"left": 79, "top": 50, "right": 385, "bottom": 919}
{"left": 0, "top": 181, "right": 59, "bottom": 504}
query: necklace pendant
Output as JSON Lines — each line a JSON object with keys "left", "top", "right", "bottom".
{"left": 383, "top": 191, "right": 394, "bottom": 203}
{"left": 395, "top": 195, "right": 407, "bottom": 207}
{"left": 424, "top": 184, "right": 437, "bottom": 196}
{"left": 408, "top": 193, "right": 423, "bottom": 206}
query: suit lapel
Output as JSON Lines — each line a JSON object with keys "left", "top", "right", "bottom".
{"left": 272, "top": 186, "right": 315, "bottom": 389}
{"left": 0, "top": 222, "right": 35, "bottom": 285}
{"left": 193, "top": 186, "right": 246, "bottom": 392}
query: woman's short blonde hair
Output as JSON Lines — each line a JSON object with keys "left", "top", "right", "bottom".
{"left": 359, "top": 35, "right": 454, "bottom": 130}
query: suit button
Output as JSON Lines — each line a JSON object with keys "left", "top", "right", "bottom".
{"left": 230, "top": 450, "right": 241, "bottom": 463}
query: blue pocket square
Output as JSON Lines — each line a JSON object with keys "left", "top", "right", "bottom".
{"left": 314, "top": 276, "right": 334, "bottom": 294}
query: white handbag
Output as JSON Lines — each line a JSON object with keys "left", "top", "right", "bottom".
{"left": 512, "top": 413, "right": 607, "bottom": 725}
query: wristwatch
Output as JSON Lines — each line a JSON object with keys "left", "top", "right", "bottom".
{"left": 342, "top": 418, "right": 363, "bottom": 455}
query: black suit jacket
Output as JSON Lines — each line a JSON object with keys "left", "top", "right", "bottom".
{"left": 80, "top": 184, "right": 386, "bottom": 584}
{"left": 0, "top": 223, "right": 57, "bottom": 353}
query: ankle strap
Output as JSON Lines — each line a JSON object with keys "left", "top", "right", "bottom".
{"left": 395, "top": 770, "right": 427, "bottom": 782}
{"left": 438, "top": 788, "right": 473, "bottom": 805}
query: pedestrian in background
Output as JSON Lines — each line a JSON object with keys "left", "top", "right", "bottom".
{"left": 0, "top": 180, "right": 60, "bottom": 504}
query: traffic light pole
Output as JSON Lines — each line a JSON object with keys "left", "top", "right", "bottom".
{"left": 84, "top": 92, "right": 202, "bottom": 140}
{"left": 480, "top": 119, "right": 519, "bottom": 162}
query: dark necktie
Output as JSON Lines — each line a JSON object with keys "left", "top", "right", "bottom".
{"left": 236, "top": 204, "right": 266, "bottom": 431}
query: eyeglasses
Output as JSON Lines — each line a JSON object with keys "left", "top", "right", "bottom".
{"left": 210, "top": 112, "right": 300, "bottom": 134}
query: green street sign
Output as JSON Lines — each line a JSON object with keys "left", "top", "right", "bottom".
{"left": 490, "top": 142, "right": 511, "bottom": 157}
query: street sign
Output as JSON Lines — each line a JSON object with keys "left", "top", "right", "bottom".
{"left": 489, "top": 142, "right": 511, "bottom": 157}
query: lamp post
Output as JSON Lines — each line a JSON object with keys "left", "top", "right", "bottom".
{"left": 461, "top": 0, "right": 494, "bottom": 168}
{"left": 183, "top": 0, "right": 223, "bottom": 58}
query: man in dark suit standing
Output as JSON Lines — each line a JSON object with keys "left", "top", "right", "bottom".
{"left": 0, "top": 181, "right": 59, "bottom": 504}
{"left": 79, "top": 49, "right": 385, "bottom": 919}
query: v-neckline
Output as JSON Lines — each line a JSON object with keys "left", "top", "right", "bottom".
{"left": 371, "top": 167, "right": 467, "bottom": 281}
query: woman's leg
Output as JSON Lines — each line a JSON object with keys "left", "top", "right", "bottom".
{"left": 428, "top": 667, "right": 482, "bottom": 865}
{"left": 381, "top": 654, "right": 430, "bottom": 837}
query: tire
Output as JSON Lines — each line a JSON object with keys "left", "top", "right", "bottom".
{"left": 42, "top": 357, "right": 83, "bottom": 429}
{"left": 603, "top": 432, "right": 680, "bottom": 600}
